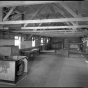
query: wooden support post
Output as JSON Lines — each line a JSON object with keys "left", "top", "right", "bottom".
{"left": 8, "top": 29, "right": 10, "bottom": 39}
{"left": 2, "top": 31, "right": 4, "bottom": 39}
{"left": 21, "top": 14, "right": 24, "bottom": 27}
{"left": 68, "top": 43, "right": 70, "bottom": 58}
{"left": 0, "top": 7, "right": 3, "bottom": 22}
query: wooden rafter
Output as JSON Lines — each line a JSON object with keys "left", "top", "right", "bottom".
{"left": 13, "top": 31, "right": 84, "bottom": 37}
{"left": 3, "top": 7, "right": 16, "bottom": 21}
{"left": 13, "top": 30, "right": 82, "bottom": 33}
{"left": 28, "top": 34, "right": 33, "bottom": 39}
{"left": 13, "top": 31, "right": 85, "bottom": 35}
{"left": 34, "top": 12, "right": 51, "bottom": 31}
{"left": 12, "top": 31, "right": 84, "bottom": 37}
{"left": 58, "top": 2, "right": 79, "bottom": 17}
{"left": 52, "top": 3, "right": 64, "bottom": 15}
{"left": 53, "top": 3, "right": 77, "bottom": 31}
{"left": 21, "top": 25, "right": 88, "bottom": 30}
{"left": 0, "top": 7, "right": 3, "bottom": 22}
{"left": 48, "top": 4, "right": 55, "bottom": 13}
{"left": 29, "top": 6, "right": 35, "bottom": 11}
{"left": 0, "top": 1, "right": 58, "bottom": 7}
{"left": 1, "top": 17, "right": 88, "bottom": 24}
{"left": 24, "top": 4, "right": 45, "bottom": 27}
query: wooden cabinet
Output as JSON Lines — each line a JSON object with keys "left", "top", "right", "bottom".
{"left": 0, "top": 56, "right": 28, "bottom": 85}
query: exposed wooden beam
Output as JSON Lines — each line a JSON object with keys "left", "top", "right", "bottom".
{"left": 56, "top": 10, "right": 77, "bottom": 31}
{"left": 0, "top": 7, "right": 3, "bottom": 22}
{"left": 35, "top": 12, "right": 51, "bottom": 31}
{"left": 12, "top": 31, "right": 84, "bottom": 37}
{"left": 13, "top": 30, "right": 85, "bottom": 34}
{"left": 24, "top": 4, "right": 45, "bottom": 27}
{"left": 13, "top": 31, "right": 84, "bottom": 35}
{"left": 1, "top": 17, "right": 88, "bottom": 24}
{"left": 13, "top": 30, "right": 75, "bottom": 32}
{"left": 56, "top": 2, "right": 79, "bottom": 31}
{"left": 11, "top": 14, "right": 22, "bottom": 20}
{"left": 10, "top": 11, "right": 27, "bottom": 20}
{"left": 3, "top": 7, "right": 16, "bottom": 21}
{"left": 48, "top": 4, "right": 55, "bottom": 13}
{"left": 0, "top": 1, "right": 58, "bottom": 7}
{"left": 14, "top": 10, "right": 21, "bottom": 14}
{"left": 52, "top": 3, "right": 64, "bottom": 15}
{"left": 34, "top": 35, "right": 82, "bottom": 37}
{"left": 21, "top": 25, "right": 88, "bottom": 29}
{"left": 13, "top": 31, "right": 84, "bottom": 37}
{"left": 29, "top": 6, "right": 35, "bottom": 11}
{"left": 28, "top": 34, "right": 33, "bottom": 39}
{"left": 58, "top": 1, "right": 79, "bottom": 17}
{"left": 30, "top": 32, "right": 85, "bottom": 36}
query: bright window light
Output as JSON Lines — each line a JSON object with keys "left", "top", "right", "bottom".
{"left": 32, "top": 37, "right": 35, "bottom": 47}
{"left": 15, "top": 36, "right": 21, "bottom": 49}
{"left": 47, "top": 38, "right": 49, "bottom": 43}
{"left": 41, "top": 38, "right": 43, "bottom": 45}
{"left": 15, "top": 36, "right": 19, "bottom": 40}
{"left": 87, "top": 40, "right": 88, "bottom": 46}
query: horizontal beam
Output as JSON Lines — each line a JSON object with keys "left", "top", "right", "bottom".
{"left": 13, "top": 30, "right": 87, "bottom": 35}
{"left": 21, "top": 25, "right": 88, "bottom": 29}
{"left": 0, "top": 1, "right": 58, "bottom": 7}
{"left": 14, "top": 30, "right": 75, "bottom": 32}
{"left": 19, "top": 32, "right": 84, "bottom": 37}
{"left": 30, "top": 32, "right": 84, "bottom": 36}
{"left": 1, "top": 17, "right": 88, "bottom": 24}
{"left": 12, "top": 31, "right": 83, "bottom": 37}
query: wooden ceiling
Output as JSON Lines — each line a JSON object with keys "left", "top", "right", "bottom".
{"left": 0, "top": 1, "right": 88, "bottom": 37}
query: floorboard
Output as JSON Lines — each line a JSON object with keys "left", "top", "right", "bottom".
{"left": 0, "top": 50, "right": 87, "bottom": 87}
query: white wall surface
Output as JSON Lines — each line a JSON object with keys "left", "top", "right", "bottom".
{"left": 21, "top": 41, "right": 32, "bottom": 49}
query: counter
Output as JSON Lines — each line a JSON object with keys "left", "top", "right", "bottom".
{"left": 0, "top": 56, "right": 28, "bottom": 85}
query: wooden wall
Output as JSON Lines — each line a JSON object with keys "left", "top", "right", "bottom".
{"left": 50, "top": 37, "right": 82, "bottom": 50}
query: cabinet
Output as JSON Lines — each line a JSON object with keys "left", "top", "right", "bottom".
{"left": 0, "top": 56, "right": 28, "bottom": 85}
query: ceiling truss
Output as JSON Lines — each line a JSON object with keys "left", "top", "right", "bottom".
{"left": 0, "top": 1, "right": 88, "bottom": 37}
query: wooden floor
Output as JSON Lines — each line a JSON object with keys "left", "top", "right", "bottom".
{"left": 0, "top": 49, "right": 88, "bottom": 87}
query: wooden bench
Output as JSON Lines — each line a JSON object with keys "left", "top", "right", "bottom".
{"left": 68, "top": 49, "right": 87, "bottom": 58}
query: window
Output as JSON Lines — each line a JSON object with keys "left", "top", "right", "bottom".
{"left": 47, "top": 38, "right": 49, "bottom": 43}
{"left": 41, "top": 38, "right": 43, "bottom": 45}
{"left": 87, "top": 40, "right": 88, "bottom": 46}
{"left": 32, "top": 37, "right": 35, "bottom": 47}
{"left": 15, "top": 36, "right": 21, "bottom": 49}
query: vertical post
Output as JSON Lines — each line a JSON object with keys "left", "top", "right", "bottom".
{"left": 0, "top": 7, "right": 3, "bottom": 22}
{"left": 21, "top": 14, "right": 24, "bottom": 27}
{"left": 62, "top": 38, "right": 64, "bottom": 49}
{"left": 68, "top": 42, "right": 69, "bottom": 58}
{"left": 8, "top": 29, "right": 10, "bottom": 39}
